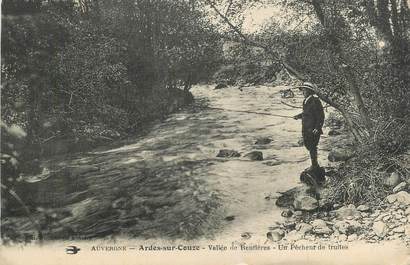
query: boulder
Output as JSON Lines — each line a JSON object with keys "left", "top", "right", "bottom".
{"left": 328, "top": 148, "right": 354, "bottom": 162}
{"left": 276, "top": 185, "right": 317, "bottom": 208}
{"left": 295, "top": 223, "right": 313, "bottom": 234}
{"left": 267, "top": 230, "right": 284, "bottom": 242}
{"left": 255, "top": 138, "right": 272, "bottom": 145}
{"left": 373, "top": 221, "right": 388, "bottom": 238}
{"left": 293, "top": 195, "right": 318, "bottom": 211}
{"left": 216, "top": 149, "right": 241, "bottom": 158}
{"left": 384, "top": 172, "right": 401, "bottom": 187}
{"left": 263, "top": 161, "right": 281, "bottom": 166}
{"left": 393, "top": 182, "right": 407, "bottom": 193}
{"left": 214, "top": 83, "right": 228, "bottom": 90}
{"left": 244, "top": 151, "right": 263, "bottom": 161}
{"left": 300, "top": 167, "right": 326, "bottom": 186}
{"left": 284, "top": 230, "right": 303, "bottom": 241}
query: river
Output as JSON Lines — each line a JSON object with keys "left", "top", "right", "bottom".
{"left": 4, "top": 84, "right": 331, "bottom": 242}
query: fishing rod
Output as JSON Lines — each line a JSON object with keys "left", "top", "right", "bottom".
{"left": 207, "top": 107, "right": 295, "bottom": 119}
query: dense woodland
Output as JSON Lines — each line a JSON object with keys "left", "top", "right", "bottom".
{"left": 1, "top": 0, "right": 410, "bottom": 242}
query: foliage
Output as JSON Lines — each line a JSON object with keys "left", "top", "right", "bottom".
{"left": 1, "top": 0, "right": 222, "bottom": 158}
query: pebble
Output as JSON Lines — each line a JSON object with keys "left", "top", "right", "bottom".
{"left": 281, "top": 209, "right": 293, "bottom": 218}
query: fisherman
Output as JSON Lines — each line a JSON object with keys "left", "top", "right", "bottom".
{"left": 293, "top": 82, "right": 325, "bottom": 171}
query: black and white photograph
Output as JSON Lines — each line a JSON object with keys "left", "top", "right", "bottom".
{"left": 1, "top": 0, "right": 410, "bottom": 264}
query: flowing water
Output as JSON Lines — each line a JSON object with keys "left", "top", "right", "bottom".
{"left": 3, "top": 85, "right": 331, "bottom": 242}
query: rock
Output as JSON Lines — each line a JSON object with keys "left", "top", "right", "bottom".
{"left": 361, "top": 212, "right": 370, "bottom": 218}
{"left": 382, "top": 215, "right": 391, "bottom": 222}
{"left": 334, "top": 221, "right": 350, "bottom": 234}
{"left": 214, "top": 83, "right": 228, "bottom": 90}
{"left": 255, "top": 138, "right": 272, "bottom": 145}
{"left": 312, "top": 219, "right": 333, "bottom": 235}
{"left": 276, "top": 186, "right": 317, "bottom": 208}
{"left": 296, "top": 223, "right": 313, "bottom": 234}
{"left": 334, "top": 220, "right": 361, "bottom": 234}
{"left": 244, "top": 151, "right": 263, "bottom": 161}
{"left": 216, "top": 149, "right": 240, "bottom": 158}
{"left": 224, "top": 215, "right": 235, "bottom": 221}
{"left": 333, "top": 203, "right": 341, "bottom": 209}
{"left": 63, "top": 165, "right": 99, "bottom": 177}
{"left": 241, "top": 232, "right": 252, "bottom": 239}
{"left": 384, "top": 172, "right": 401, "bottom": 187}
{"left": 263, "top": 161, "right": 281, "bottom": 166}
{"left": 405, "top": 224, "right": 410, "bottom": 236}
{"left": 112, "top": 197, "right": 128, "bottom": 209}
{"left": 347, "top": 234, "right": 358, "bottom": 241}
{"left": 393, "top": 182, "right": 407, "bottom": 193}
{"left": 386, "top": 194, "right": 397, "bottom": 204}
{"left": 357, "top": 205, "right": 370, "bottom": 212}
{"left": 392, "top": 226, "right": 405, "bottom": 233}
{"left": 293, "top": 195, "right": 318, "bottom": 211}
{"left": 335, "top": 205, "right": 362, "bottom": 220}
{"left": 281, "top": 209, "right": 293, "bottom": 218}
{"left": 297, "top": 138, "right": 304, "bottom": 146}
{"left": 293, "top": 211, "right": 303, "bottom": 217}
{"left": 405, "top": 207, "right": 410, "bottom": 216}
{"left": 300, "top": 167, "right": 326, "bottom": 186}
{"left": 391, "top": 191, "right": 410, "bottom": 205}
{"left": 328, "top": 148, "right": 354, "bottom": 162}
{"left": 373, "top": 221, "right": 388, "bottom": 238}
{"left": 285, "top": 230, "right": 303, "bottom": 241}
{"left": 283, "top": 221, "right": 296, "bottom": 230}
{"left": 338, "top": 234, "right": 348, "bottom": 241}
{"left": 267, "top": 230, "right": 284, "bottom": 242}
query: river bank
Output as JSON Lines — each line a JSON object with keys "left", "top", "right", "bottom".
{"left": 270, "top": 117, "right": 410, "bottom": 246}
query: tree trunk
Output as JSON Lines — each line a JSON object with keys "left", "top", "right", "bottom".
{"left": 311, "top": 0, "right": 373, "bottom": 133}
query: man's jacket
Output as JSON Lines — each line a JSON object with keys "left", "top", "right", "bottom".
{"left": 302, "top": 95, "right": 325, "bottom": 135}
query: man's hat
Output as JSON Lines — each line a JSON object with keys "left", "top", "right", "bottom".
{"left": 297, "top": 82, "right": 316, "bottom": 91}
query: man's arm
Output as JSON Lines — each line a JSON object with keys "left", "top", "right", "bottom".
{"left": 313, "top": 98, "right": 325, "bottom": 134}
{"left": 293, "top": 113, "right": 303, "bottom": 120}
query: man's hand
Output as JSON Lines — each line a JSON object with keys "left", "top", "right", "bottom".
{"left": 312, "top": 129, "right": 320, "bottom": 135}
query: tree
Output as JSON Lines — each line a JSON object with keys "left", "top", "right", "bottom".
{"left": 204, "top": 0, "right": 409, "bottom": 144}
